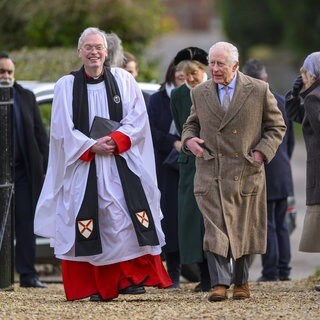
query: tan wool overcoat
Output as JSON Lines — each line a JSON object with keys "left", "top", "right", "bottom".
{"left": 181, "top": 72, "right": 286, "bottom": 260}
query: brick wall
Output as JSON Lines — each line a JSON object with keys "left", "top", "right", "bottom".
{"left": 161, "top": 0, "right": 213, "bottom": 30}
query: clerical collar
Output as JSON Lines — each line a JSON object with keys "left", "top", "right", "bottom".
{"left": 85, "top": 70, "right": 105, "bottom": 84}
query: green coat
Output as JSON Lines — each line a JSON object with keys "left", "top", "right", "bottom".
{"left": 170, "top": 84, "right": 205, "bottom": 264}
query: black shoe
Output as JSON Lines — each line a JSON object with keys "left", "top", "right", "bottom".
{"left": 20, "top": 278, "right": 47, "bottom": 288}
{"left": 315, "top": 285, "right": 320, "bottom": 292}
{"left": 257, "top": 276, "right": 278, "bottom": 282}
{"left": 89, "top": 294, "right": 112, "bottom": 302}
{"left": 194, "top": 282, "right": 211, "bottom": 292}
{"left": 167, "top": 282, "right": 181, "bottom": 289}
{"left": 279, "top": 276, "right": 291, "bottom": 281}
{"left": 119, "top": 285, "right": 146, "bottom": 295}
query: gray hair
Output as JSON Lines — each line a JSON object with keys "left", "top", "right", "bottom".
{"left": 78, "top": 27, "right": 108, "bottom": 50}
{"left": 105, "top": 32, "right": 124, "bottom": 67}
{"left": 302, "top": 52, "right": 320, "bottom": 79}
{"left": 209, "top": 41, "right": 239, "bottom": 65}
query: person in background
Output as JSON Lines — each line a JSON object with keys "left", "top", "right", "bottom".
{"left": 34, "top": 27, "right": 171, "bottom": 302}
{"left": 170, "top": 47, "right": 211, "bottom": 292}
{"left": 0, "top": 52, "right": 49, "bottom": 288}
{"left": 121, "top": 51, "right": 150, "bottom": 104}
{"left": 242, "top": 58, "right": 294, "bottom": 282}
{"left": 147, "top": 60, "right": 185, "bottom": 288}
{"left": 182, "top": 41, "right": 286, "bottom": 302}
{"left": 285, "top": 51, "right": 320, "bottom": 292}
{"left": 104, "top": 32, "right": 124, "bottom": 67}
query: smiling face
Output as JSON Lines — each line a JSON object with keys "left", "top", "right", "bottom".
{"left": 209, "top": 46, "right": 238, "bottom": 85}
{"left": 174, "top": 70, "right": 185, "bottom": 87}
{"left": 78, "top": 33, "right": 108, "bottom": 77}
{"left": 178, "top": 61, "right": 207, "bottom": 88}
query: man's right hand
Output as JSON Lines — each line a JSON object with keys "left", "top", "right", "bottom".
{"left": 185, "top": 137, "right": 205, "bottom": 158}
{"left": 292, "top": 75, "right": 303, "bottom": 97}
{"left": 91, "top": 136, "right": 116, "bottom": 155}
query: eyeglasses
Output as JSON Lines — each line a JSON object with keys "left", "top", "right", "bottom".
{"left": 81, "top": 44, "right": 106, "bottom": 53}
{"left": 0, "top": 68, "right": 14, "bottom": 75}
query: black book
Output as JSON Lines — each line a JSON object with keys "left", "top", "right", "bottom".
{"left": 89, "top": 116, "right": 121, "bottom": 139}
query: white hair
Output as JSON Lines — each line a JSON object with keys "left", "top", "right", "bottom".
{"left": 78, "top": 27, "right": 108, "bottom": 50}
{"left": 209, "top": 41, "right": 239, "bottom": 65}
{"left": 302, "top": 51, "right": 320, "bottom": 79}
{"left": 105, "top": 32, "right": 124, "bottom": 67}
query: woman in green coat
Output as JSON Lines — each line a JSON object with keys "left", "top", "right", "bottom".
{"left": 170, "top": 47, "right": 211, "bottom": 292}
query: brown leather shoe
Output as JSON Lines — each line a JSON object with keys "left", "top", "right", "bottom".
{"left": 233, "top": 282, "right": 250, "bottom": 300}
{"left": 208, "top": 285, "right": 228, "bottom": 302}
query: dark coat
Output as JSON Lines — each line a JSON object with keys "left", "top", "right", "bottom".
{"left": 181, "top": 73, "right": 286, "bottom": 260}
{"left": 170, "top": 84, "right": 206, "bottom": 264}
{"left": 265, "top": 91, "right": 294, "bottom": 201}
{"left": 285, "top": 79, "right": 320, "bottom": 205}
{"left": 147, "top": 89, "right": 179, "bottom": 252}
{"left": 14, "top": 82, "right": 49, "bottom": 211}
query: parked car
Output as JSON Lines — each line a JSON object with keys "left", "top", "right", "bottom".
{"left": 20, "top": 80, "right": 160, "bottom": 105}
{"left": 21, "top": 80, "right": 199, "bottom": 282}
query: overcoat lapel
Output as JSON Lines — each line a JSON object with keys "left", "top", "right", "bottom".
{"left": 202, "top": 80, "right": 224, "bottom": 121}
{"left": 220, "top": 73, "right": 254, "bottom": 129}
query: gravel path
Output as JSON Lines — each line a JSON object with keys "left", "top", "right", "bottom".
{"left": 1, "top": 277, "right": 319, "bottom": 320}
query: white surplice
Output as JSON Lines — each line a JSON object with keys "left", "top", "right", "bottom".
{"left": 34, "top": 68, "right": 165, "bottom": 266}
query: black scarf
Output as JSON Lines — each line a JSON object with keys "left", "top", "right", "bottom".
{"left": 71, "top": 66, "right": 159, "bottom": 256}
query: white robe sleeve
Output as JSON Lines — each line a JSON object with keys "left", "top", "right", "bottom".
{"left": 34, "top": 75, "right": 96, "bottom": 244}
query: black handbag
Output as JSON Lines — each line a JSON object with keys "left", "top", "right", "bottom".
{"left": 163, "top": 148, "right": 179, "bottom": 170}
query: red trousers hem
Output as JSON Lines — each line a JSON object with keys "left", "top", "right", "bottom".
{"left": 61, "top": 254, "right": 172, "bottom": 301}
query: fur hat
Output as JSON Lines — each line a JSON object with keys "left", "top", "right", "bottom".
{"left": 174, "top": 47, "right": 208, "bottom": 66}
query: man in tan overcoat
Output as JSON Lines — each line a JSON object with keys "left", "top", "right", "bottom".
{"left": 182, "top": 41, "right": 286, "bottom": 302}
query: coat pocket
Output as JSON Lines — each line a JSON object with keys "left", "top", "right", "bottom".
{"left": 240, "top": 156, "right": 264, "bottom": 196}
{"left": 194, "top": 158, "right": 214, "bottom": 195}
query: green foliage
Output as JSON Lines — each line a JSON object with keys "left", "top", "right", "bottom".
{"left": 11, "top": 47, "right": 160, "bottom": 83}
{"left": 136, "top": 56, "right": 160, "bottom": 83}
{"left": 214, "top": 0, "right": 320, "bottom": 61}
{"left": 39, "top": 103, "right": 52, "bottom": 134}
{"left": 314, "top": 268, "right": 320, "bottom": 277}
{"left": 293, "top": 122, "right": 303, "bottom": 141}
{"left": 269, "top": 1, "right": 320, "bottom": 56}
{"left": 12, "top": 48, "right": 81, "bottom": 82}
{"left": 0, "top": 0, "right": 169, "bottom": 55}
{"left": 214, "top": 0, "right": 283, "bottom": 60}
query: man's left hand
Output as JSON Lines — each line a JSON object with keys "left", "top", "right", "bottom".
{"left": 252, "top": 150, "right": 264, "bottom": 163}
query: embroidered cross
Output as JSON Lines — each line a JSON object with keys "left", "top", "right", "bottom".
{"left": 136, "top": 211, "right": 149, "bottom": 228}
{"left": 78, "top": 219, "right": 93, "bottom": 238}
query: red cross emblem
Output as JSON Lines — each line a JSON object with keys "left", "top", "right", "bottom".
{"left": 135, "top": 211, "right": 149, "bottom": 228}
{"left": 77, "top": 219, "right": 93, "bottom": 238}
